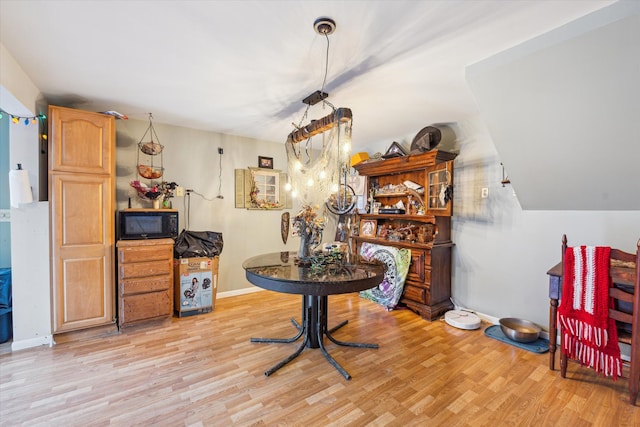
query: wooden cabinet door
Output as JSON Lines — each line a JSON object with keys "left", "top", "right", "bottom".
{"left": 49, "top": 105, "right": 113, "bottom": 174}
{"left": 424, "top": 161, "right": 454, "bottom": 217}
{"left": 49, "top": 106, "right": 115, "bottom": 333}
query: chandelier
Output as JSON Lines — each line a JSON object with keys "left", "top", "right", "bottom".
{"left": 284, "top": 17, "right": 355, "bottom": 215}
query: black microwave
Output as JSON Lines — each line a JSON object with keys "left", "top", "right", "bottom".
{"left": 118, "top": 209, "right": 178, "bottom": 240}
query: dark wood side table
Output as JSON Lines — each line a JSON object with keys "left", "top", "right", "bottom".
{"left": 243, "top": 251, "right": 385, "bottom": 380}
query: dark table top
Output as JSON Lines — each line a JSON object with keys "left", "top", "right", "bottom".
{"left": 243, "top": 251, "right": 385, "bottom": 296}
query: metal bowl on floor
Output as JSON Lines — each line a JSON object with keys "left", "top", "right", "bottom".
{"left": 499, "top": 318, "right": 541, "bottom": 343}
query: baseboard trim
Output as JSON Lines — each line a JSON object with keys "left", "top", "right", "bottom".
{"left": 217, "top": 287, "right": 264, "bottom": 299}
{"left": 52, "top": 323, "right": 119, "bottom": 345}
{"left": 11, "top": 335, "right": 54, "bottom": 352}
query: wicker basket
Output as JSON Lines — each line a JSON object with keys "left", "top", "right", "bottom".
{"left": 138, "top": 164, "right": 163, "bottom": 179}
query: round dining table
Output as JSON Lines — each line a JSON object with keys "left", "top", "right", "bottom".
{"left": 243, "top": 251, "right": 385, "bottom": 380}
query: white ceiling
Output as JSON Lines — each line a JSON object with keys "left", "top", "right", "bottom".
{"left": 0, "top": 0, "right": 616, "bottom": 150}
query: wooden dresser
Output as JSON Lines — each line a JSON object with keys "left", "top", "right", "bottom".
{"left": 116, "top": 239, "right": 174, "bottom": 328}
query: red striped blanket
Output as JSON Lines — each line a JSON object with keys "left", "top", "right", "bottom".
{"left": 558, "top": 246, "right": 622, "bottom": 379}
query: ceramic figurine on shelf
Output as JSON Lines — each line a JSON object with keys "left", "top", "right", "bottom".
{"left": 368, "top": 189, "right": 375, "bottom": 214}
{"left": 378, "top": 224, "right": 390, "bottom": 239}
{"left": 417, "top": 226, "right": 427, "bottom": 243}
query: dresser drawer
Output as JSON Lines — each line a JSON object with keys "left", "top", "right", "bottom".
{"left": 118, "top": 245, "right": 172, "bottom": 263}
{"left": 406, "top": 250, "right": 425, "bottom": 283}
{"left": 406, "top": 249, "right": 432, "bottom": 285}
{"left": 120, "top": 260, "right": 172, "bottom": 279}
{"left": 424, "top": 268, "right": 431, "bottom": 285}
{"left": 121, "top": 276, "right": 171, "bottom": 295}
{"left": 402, "top": 284, "right": 424, "bottom": 303}
{"left": 120, "top": 290, "right": 172, "bottom": 324}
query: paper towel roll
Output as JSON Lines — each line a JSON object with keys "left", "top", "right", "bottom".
{"left": 9, "top": 168, "right": 33, "bottom": 208}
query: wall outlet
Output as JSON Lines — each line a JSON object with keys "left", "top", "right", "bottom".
{"left": 481, "top": 187, "right": 489, "bottom": 198}
{"left": 175, "top": 186, "right": 185, "bottom": 197}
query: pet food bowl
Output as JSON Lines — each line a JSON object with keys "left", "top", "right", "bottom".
{"left": 499, "top": 318, "right": 541, "bottom": 343}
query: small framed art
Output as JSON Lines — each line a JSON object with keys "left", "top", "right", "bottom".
{"left": 258, "top": 156, "right": 273, "bottom": 169}
{"left": 359, "top": 219, "right": 377, "bottom": 238}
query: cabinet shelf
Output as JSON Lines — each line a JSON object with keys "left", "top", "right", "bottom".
{"left": 353, "top": 235, "right": 454, "bottom": 250}
{"left": 359, "top": 213, "right": 436, "bottom": 222}
{"left": 374, "top": 192, "right": 424, "bottom": 198}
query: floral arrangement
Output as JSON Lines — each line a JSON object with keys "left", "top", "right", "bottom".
{"left": 292, "top": 205, "right": 325, "bottom": 257}
{"left": 130, "top": 180, "right": 178, "bottom": 201}
{"left": 292, "top": 205, "right": 324, "bottom": 235}
{"left": 250, "top": 188, "right": 282, "bottom": 209}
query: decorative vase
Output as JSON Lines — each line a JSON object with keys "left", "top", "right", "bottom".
{"left": 162, "top": 199, "right": 172, "bottom": 209}
{"left": 152, "top": 199, "right": 161, "bottom": 209}
{"left": 298, "top": 228, "right": 312, "bottom": 258}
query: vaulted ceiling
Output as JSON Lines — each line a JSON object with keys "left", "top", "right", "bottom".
{"left": 467, "top": 1, "right": 640, "bottom": 210}
{"left": 0, "top": 0, "right": 615, "bottom": 149}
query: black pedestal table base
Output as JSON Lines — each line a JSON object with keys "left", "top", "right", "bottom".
{"left": 251, "top": 294, "right": 378, "bottom": 380}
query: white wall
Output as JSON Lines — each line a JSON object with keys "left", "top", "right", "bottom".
{"left": 115, "top": 119, "right": 302, "bottom": 293}
{"left": 451, "top": 117, "right": 639, "bottom": 328}
{"left": 0, "top": 44, "right": 39, "bottom": 115}
{"left": 1, "top": 43, "right": 53, "bottom": 350}
{"left": 466, "top": 2, "right": 640, "bottom": 210}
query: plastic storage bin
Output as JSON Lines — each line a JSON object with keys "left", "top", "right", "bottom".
{"left": 0, "top": 268, "right": 12, "bottom": 343}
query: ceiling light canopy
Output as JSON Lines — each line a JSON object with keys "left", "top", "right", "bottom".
{"left": 313, "top": 17, "right": 336, "bottom": 35}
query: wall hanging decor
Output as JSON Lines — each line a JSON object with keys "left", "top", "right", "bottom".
{"left": 130, "top": 113, "right": 169, "bottom": 207}
{"left": 258, "top": 156, "right": 273, "bottom": 169}
{"left": 234, "top": 168, "right": 292, "bottom": 210}
{"left": 281, "top": 212, "right": 290, "bottom": 244}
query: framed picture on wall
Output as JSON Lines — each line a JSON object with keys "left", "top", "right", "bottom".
{"left": 258, "top": 156, "right": 273, "bottom": 169}
{"left": 359, "top": 219, "right": 377, "bottom": 238}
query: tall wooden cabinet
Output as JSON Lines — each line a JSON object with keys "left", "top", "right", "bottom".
{"left": 49, "top": 106, "right": 116, "bottom": 333}
{"left": 353, "top": 150, "right": 456, "bottom": 321}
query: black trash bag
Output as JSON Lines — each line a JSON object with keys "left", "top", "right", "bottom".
{"left": 174, "top": 230, "right": 223, "bottom": 258}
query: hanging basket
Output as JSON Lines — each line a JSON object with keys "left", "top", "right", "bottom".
{"left": 136, "top": 113, "right": 165, "bottom": 181}
{"left": 139, "top": 141, "right": 164, "bottom": 155}
{"left": 138, "top": 164, "right": 164, "bottom": 179}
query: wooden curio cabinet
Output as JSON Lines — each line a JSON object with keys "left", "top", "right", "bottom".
{"left": 353, "top": 150, "right": 456, "bottom": 321}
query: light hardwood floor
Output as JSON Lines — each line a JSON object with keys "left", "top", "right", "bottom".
{"left": 1, "top": 291, "right": 639, "bottom": 426}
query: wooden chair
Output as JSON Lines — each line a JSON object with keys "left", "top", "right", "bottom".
{"left": 558, "top": 235, "right": 640, "bottom": 405}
